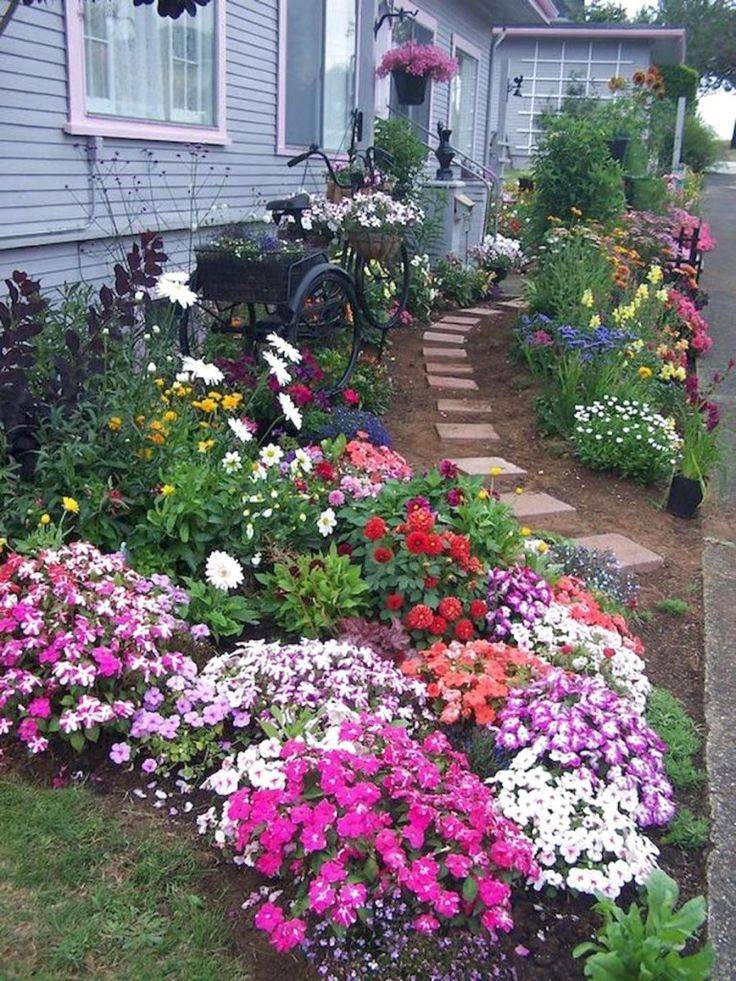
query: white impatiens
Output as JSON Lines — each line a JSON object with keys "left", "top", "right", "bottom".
{"left": 154, "top": 271, "right": 198, "bottom": 309}
{"left": 205, "top": 551, "right": 245, "bottom": 592}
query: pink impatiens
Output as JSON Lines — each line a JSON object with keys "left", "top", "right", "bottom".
{"left": 377, "top": 42, "right": 458, "bottom": 83}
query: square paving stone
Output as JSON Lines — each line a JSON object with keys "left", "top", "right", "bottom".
{"left": 496, "top": 298, "right": 528, "bottom": 310}
{"left": 437, "top": 399, "right": 493, "bottom": 414}
{"left": 425, "top": 363, "right": 474, "bottom": 375}
{"left": 499, "top": 492, "right": 575, "bottom": 520}
{"left": 423, "top": 347, "right": 468, "bottom": 359}
{"left": 423, "top": 331, "right": 467, "bottom": 344}
{"left": 433, "top": 321, "right": 477, "bottom": 333}
{"left": 573, "top": 533, "right": 664, "bottom": 573}
{"left": 462, "top": 307, "right": 502, "bottom": 316}
{"left": 450, "top": 457, "right": 527, "bottom": 488}
{"left": 426, "top": 375, "right": 479, "bottom": 390}
{"left": 436, "top": 423, "right": 499, "bottom": 441}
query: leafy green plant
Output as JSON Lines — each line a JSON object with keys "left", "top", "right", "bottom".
{"left": 451, "top": 495, "right": 524, "bottom": 568}
{"left": 678, "top": 403, "right": 723, "bottom": 491}
{"left": 180, "top": 578, "right": 259, "bottom": 641}
{"left": 525, "top": 227, "right": 615, "bottom": 324}
{"left": 654, "top": 598, "right": 690, "bottom": 617}
{"left": 374, "top": 116, "right": 429, "bottom": 199}
{"left": 433, "top": 256, "right": 492, "bottom": 308}
{"left": 256, "top": 545, "right": 371, "bottom": 638}
{"left": 573, "top": 870, "right": 713, "bottom": 979}
{"left": 646, "top": 688, "right": 704, "bottom": 792}
{"left": 661, "top": 808, "right": 710, "bottom": 851}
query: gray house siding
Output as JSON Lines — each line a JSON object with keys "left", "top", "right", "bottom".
{"left": 0, "top": 0, "right": 503, "bottom": 291}
{"left": 488, "top": 35, "right": 658, "bottom": 170}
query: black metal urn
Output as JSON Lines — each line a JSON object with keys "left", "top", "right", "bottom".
{"left": 434, "top": 122, "right": 456, "bottom": 181}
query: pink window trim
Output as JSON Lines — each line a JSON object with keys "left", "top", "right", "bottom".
{"left": 63, "top": 0, "right": 229, "bottom": 145}
{"left": 276, "top": 0, "right": 359, "bottom": 159}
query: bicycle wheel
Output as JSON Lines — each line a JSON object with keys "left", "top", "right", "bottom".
{"left": 354, "top": 243, "right": 411, "bottom": 333}
{"left": 287, "top": 269, "right": 361, "bottom": 393}
{"left": 178, "top": 295, "right": 257, "bottom": 357}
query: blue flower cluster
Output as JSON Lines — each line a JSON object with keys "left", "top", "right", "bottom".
{"left": 557, "top": 324, "right": 635, "bottom": 360}
{"left": 309, "top": 408, "right": 393, "bottom": 448}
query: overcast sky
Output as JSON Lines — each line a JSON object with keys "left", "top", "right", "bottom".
{"left": 617, "top": 0, "right": 735, "bottom": 139}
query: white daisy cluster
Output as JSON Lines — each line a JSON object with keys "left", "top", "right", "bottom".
{"left": 472, "top": 233, "right": 526, "bottom": 270}
{"left": 153, "top": 270, "right": 199, "bottom": 309}
{"left": 340, "top": 191, "right": 424, "bottom": 233}
{"left": 491, "top": 750, "right": 660, "bottom": 898}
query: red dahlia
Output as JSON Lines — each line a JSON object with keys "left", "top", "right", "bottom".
{"left": 336, "top": 542, "right": 353, "bottom": 556}
{"left": 425, "top": 533, "right": 444, "bottom": 556}
{"left": 407, "top": 508, "right": 435, "bottom": 533}
{"left": 470, "top": 599, "right": 488, "bottom": 619}
{"left": 315, "top": 461, "right": 336, "bottom": 481}
{"left": 406, "top": 604, "right": 434, "bottom": 630}
{"left": 438, "top": 597, "right": 462, "bottom": 622}
{"left": 454, "top": 618, "right": 475, "bottom": 641}
{"left": 363, "top": 516, "right": 387, "bottom": 541}
{"left": 424, "top": 576, "right": 440, "bottom": 589}
{"left": 373, "top": 546, "right": 394, "bottom": 564}
{"left": 386, "top": 593, "right": 405, "bottom": 611}
{"left": 430, "top": 615, "right": 448, "bottom": 636}
{"left": 406, "top": 530, "right": 430, "bottom": 554}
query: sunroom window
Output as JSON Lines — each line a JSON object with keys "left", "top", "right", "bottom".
{"left": 283, "top": 0, "right": 357, "bottom": 151}
{"left": 83, "top": 0, "right": 216, "bottom": 127}
{"left": 449, "top": 46, "right": 479, "bottom": 161}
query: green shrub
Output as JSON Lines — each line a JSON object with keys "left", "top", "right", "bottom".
{"left": 374, "top": 116, "right": 429, "bottom": 199}
{"left": 658, "top": 114, "right": 720, "bottom": 173}
{"left": 646, "top": 688, "right": 704, "bottom": 791}
{"left": 573, "top": 870, "right": 713, "bottom": 979}
{"left": 525, "top": 227, "right": 615, "bottom": 323}
{"left": 531, "top": 114, "right": 625, "bottom": 240}
{"left": 654, "top": 598, "right": 690, "bottom": 617}
{"left": 658, "top": 63, "right": 700, "bottom": 105}
{"left": 662, "top": 808, "right": 710, "bottom": 851}
{"left": 433, "top": 256, "right": 491, "bottom": 308}
{"left": 256, "top": 545, "right": 371, "bottom": 638}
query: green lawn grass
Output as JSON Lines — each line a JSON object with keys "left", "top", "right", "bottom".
{"left": 0, "top": 775, "right": 251, "bottom": 980}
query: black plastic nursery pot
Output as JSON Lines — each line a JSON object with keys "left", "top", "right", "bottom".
{"left": 607, "top": 135, "right": 630, "bottom": 163}
{"left": 392, "top": 70, "right": 428, "bottom": 106}
{"left": 666, "top": 473, "right": 703, "bottom": 519}
{"left": 489, "top": 265, "right": 508, "bottom": 284}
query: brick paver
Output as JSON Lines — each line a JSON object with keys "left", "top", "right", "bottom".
{"left": 500, "top": 492, "right": 576, "bottom": 520}
{"left": 423, "top": 331, "right": 467, "bottom": 344}
{"left": 426, "top": 375, "right": 479, "bottom": 391}
{"left": 573, "top": 533, "right": 664, "bottom": 573}
{"left": 423, "top": 347, "right": 468, "bottom": 359}
{"left": 436, "top": 422, "right": 499, "bottom": 441}
{"left": 437, "top": 398, "right": 493, "bottom": 413}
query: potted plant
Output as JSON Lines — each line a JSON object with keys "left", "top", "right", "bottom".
{"left": 340, "top": 191, "right": 423, "bottom": 262}
{"left": 469, "top": 233, "right": 525, "bottom": 284}
{"left": 607, "top": 134, "right": 631, "bottom": 164}
{"left": 377, "top": 41, "right": 458, "bottom": 107}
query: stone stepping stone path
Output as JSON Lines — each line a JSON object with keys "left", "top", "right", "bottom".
{"left": 437, "top": 398, "right": 493, "bottom": 414}
{"left": 416, "top": 302, "right": 666, "bottom": 577}
{"left": 573, "top": 533, "right": 664, "bottom": 573}
{"left": 427, "top": 375, "right": 478, "bottom": 391}
{"left": 426, "top": 363, "right": 474, "bottom": 375}
{"left": 423, "top": 347, "right": 468, "bottom": 359}
{"left": 423, "top": 330, "right": 467, "bottom": 344}
{"left": 435, "top": 422, "right": 499, "bottom": 441}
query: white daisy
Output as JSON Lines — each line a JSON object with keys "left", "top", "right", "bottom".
{"left": 153, "top": 271, "right": 198, "bottom": 309}
{"left": 316, "top": 507, "right": 337, "bottom": 537}
{"left": 205, "top": 551, "right": 244, "bottom": 592}
{"left": 266, "top": 332, "right": 301, "bottom": 364}
{"left": 278, "top": 392, "right": 303, "bottom": 431}
{"left": 228, "top": 417, "right": 254, "bottom": 443}
{"left": 222, "top": 451, "right": 242, "bottom": 474}
{"left": 262, "top": 350, "right": 291, "bottom": 386}
{"left": 181, "top": 356, "right": 224, "bottom": 385}
{"left": 260, "top": 443, "right": 284, "bottom": 467}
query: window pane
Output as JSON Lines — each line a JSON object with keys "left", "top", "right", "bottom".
{"left": 285, "top": 0, "right": 323, "bottom": 147}
{"left": 322, "top": 0, "right": 356, "bottom": 151}
{"left": 450, "top": 49, "right": 478, "bottom": 159}
{"left": 82, "top": 0, "right": 216, "bottom": 127}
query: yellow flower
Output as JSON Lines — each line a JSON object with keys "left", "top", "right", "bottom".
{"left": 656, "top": 289, "right": 668, "bottom": 302}
{"left": 197, "top": 439, "right": 215, "bottom": 453}
{"left": 207, "top": 391, "right": 222, "bottom": 401}
{"left": 160, "top": 484, "right": 175, "bottom": 496}
{"left": 62, "top": 496, "right": 79, "bottom": 514}
{"left": 194, "top": 398, "right": 218, "bottom": 413}
{"left": 107, "top": 416, "right": 123, "bottom": 432}
{"left": 514, "top": 486, "right": 524, "bottom": 495}
{"left": 136, "top": 414, "right": 146, "bottom": 426}
{"left": 477, "top": 489, "right": 490, "bottom": 500}
{"left": 537, "top": 541, "right": 549, "bottom": 554}
{"left": 570, "top": 206, "right": 582, "bottom": 217}
{"left": 0, "top": 537, "right": 6, "bottom": 553}
{"left": 163, "top": 410, "right": 178, "bottom": 423}
{"left": 39, "top": 513, "right": 51, "bottom": 526}
{"left": 581, "top": 289, "right": 594, "bottom": 308}
{"left": 148, "top": 432, "right": 166, "bottom": 446}
{"left": 589, "top": 314, "right": 602, "bottom": 329}
{"left": 638, "top": 366, "right": 653, "bottom": 379}
{"left": 647, "top": 264, "right": 663, "bottom": 284}
{"left": 490, "top": 466, "right": 503, "bottom": 477}
{"left": 222, "top": 393, "right": 243, "bottom": 411}
{"left": 154, "top": 378, "right": 166, "bottom": 388}
{"left": 520, "top": 526, "right": 532, "bottom": 537}
{"left": 140, "top": 448, "right": 154, "bottom": 460}
{"left": 149, "top": 419, "right": 164, "bottom": 432}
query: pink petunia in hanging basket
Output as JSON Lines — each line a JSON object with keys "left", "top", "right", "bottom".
{"left": 377, "top": 41, "right": 459, "bottom": 83}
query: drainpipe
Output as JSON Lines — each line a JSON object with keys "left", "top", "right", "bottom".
{"left": 0, "top": 135, "right": 99, "bottom": 250}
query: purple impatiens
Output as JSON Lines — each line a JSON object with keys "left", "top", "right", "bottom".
{"left": 486, "top": 566, "right": 553, "bottom": 639}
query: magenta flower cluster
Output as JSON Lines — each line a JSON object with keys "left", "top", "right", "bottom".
{"left": 377, "top": 42, "right": 459, "bottom": 82}
{"left": 0, "top": 543, "right": 201, "bottom": 754}
{"left": 496, "top": 669, "right": 675, "bottom": 827}
{"left": 486, "top": 565, "right": 553, "bottom": 639}
{"left": 227, "top": 717, "right": 537, "bottom": 953}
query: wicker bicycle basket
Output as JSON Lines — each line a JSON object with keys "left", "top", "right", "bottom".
{"left": 194, "top": 248, "right": 325, "bottom": 304}
{"left": 345, "top": 231, "right": 402, "bottom": 264}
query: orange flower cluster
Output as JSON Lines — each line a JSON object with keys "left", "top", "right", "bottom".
{"left": 402, "top": 639, "right": 545, "bottom": 726}
{"left": 632, "top": 66, "right": 665, "bottom": 98}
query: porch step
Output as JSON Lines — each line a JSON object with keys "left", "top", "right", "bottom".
{"left": 427, "top": 375, "right": 479, "bottom": 391}
{"left": 425, "top": 363, "right": 474, "bottom": 375}
{"left": 423, "top": 331, "right": 467, "bottom": 344}
{"left": 450, "top": 456, "right": 527, "bottom": 488}
{"left": 499, "top": 491, "right": 576, "bottom": 521}
{"left": 423, "top": 347, "right": 468, "bottom": 359}
{"left": 436, "top": 422, "right": 500, "bottom": 441}
{"left": 437, "top": 398, "right": 494, "bottom": 414}
{"left": 573, "top": 533, "right": 664, "bottom": 574}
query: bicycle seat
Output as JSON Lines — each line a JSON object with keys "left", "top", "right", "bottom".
{"left": 266, "top": 193, "right": 311, "bottom": 213}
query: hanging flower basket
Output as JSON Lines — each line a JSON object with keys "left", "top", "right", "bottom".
{"left": 377, "top": 42, "right": 458, "bottom": 107}
{"left": 391, "top": 70, "right": 429, "bottom": 106}
{"left": 346, "top": 230, "right": 402, "bottom": 263}
{"left": 326, "top": 179, "right": 353, "bottom": 204}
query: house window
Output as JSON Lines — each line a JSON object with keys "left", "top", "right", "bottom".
{"left": 64, "top": 0, "right": 226, "bottom": 143}
{"left": 450, "top": 44, "right": 479, "bottom": 160}
{"left": 388, "top": 17, "right": 434, "bottom": 139}
{"left": 82, "top": 0, "right": 216, "bottom": 126}
{"left": 282, "top": 0, "right": 357, "bottom": 151}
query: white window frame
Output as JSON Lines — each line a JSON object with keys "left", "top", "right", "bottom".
{"left": 449, "top": 33, "right": 482, "bottom": 162}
